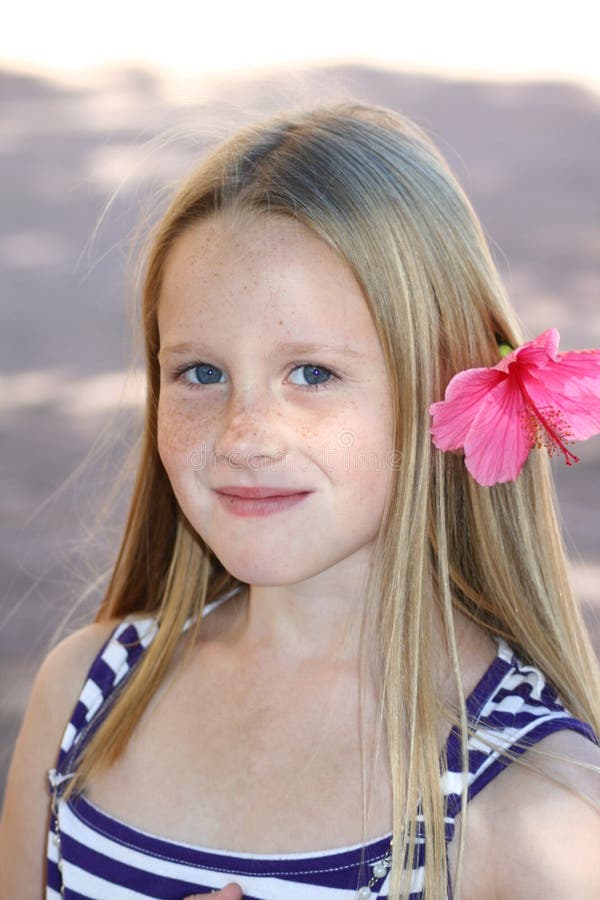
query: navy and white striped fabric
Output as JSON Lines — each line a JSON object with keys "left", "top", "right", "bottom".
{"left": 46, "top": 595, "right": 598, "bottom": 900}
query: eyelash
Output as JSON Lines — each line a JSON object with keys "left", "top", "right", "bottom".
{"left": 172, "top": 361, "right": 339, "bottom": 393}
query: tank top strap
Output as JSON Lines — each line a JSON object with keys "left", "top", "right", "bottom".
{"left": 50, "top": 615, "right": 159, "bottom": 782}
{"left": 442, "top": 638, "right": 599, "bottom": 841}
{"left": 48, "top": 586, "right": 243, "bottom": 789}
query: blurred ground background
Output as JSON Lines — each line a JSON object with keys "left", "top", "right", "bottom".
{"left": 1, "top": 2, "right": 600, "bottom": 804}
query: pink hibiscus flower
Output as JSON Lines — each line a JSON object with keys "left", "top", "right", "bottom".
{"left": 429, "top": 329, "right": 600, "bottom": 486}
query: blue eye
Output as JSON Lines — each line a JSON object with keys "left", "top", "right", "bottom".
{"left": 289, "top": 364, "right": 333, "bottom": 391}
{"left": 184, "top": 363, "right": 224, "bottom": 385}
{"left": 174, "top": 361, "right": 336, "bottom": 391}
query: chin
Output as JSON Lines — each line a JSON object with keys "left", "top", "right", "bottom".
{"left": 205, "top": 543, "right": 320, "bottom": 588}
{"left": 213, "top": 557, "right": 304, "bottom": 587}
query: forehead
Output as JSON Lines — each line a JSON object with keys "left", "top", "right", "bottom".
{"left": 158, "top": 212, "right": 379, "bottom": 347}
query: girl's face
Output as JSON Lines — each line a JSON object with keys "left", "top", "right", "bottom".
{"left": 157, "top": 212, "right": 395, "bottom": 587}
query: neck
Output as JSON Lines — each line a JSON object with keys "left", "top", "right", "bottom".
{"left": 205, "top": 554, "right": 376, "bottom": 667}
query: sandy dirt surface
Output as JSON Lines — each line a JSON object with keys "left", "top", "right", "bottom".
{"left": 1, "top": 64, "right": 599, "bottom": 800}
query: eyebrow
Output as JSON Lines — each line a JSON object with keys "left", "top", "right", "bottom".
{"left": 159, "top": 340, "right": 370, "bottom": 360}
{"left": 272, "top": 340, "right": 369, "bottom": 359}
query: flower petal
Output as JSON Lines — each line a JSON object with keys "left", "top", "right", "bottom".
{"left": 496, "top": 328, "right": 560, "bottom": 373}
{"left": 430, "top": 367, "right": 505, "bottom": 451}
{"left": 522, "top": 360, "right": 600, "bottom": 442}
{"left": 463, "top": 378, "right": 533, "bottom": 485}
{"left": 556, "top": 346, "right": 600, "bottom": 376}
{"left": 554, "top": 348, "right": 600, "bottom": 411}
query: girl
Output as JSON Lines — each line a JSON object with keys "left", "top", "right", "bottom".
{"left": 1, "top": 100, "right": 600, "bottom": 900}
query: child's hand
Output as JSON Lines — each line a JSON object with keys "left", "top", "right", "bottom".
{"left": 183, "top": 883, "right": 243, "bottom": 899}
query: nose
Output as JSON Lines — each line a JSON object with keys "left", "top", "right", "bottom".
{"left": 212, "top": 386, "right": 288, "bottom": 470}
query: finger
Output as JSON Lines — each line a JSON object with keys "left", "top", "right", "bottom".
{"left": 184, "top": 882, "right": 243, "bottom": 899}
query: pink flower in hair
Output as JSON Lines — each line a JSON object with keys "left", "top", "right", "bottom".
{"left": 429, "top": 329, "right": 600, "bottom": 486}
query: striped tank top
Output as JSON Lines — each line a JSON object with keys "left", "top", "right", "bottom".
{"left": 46, "top": 591, "right": 598, "bottom": 899}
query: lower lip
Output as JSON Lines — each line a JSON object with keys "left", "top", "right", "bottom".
{"left": 214, "top": 491, "right": 311, "bottom": 517}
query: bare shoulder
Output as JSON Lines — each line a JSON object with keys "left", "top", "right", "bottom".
{"left": 0, "top": 618, "right": 121, "bottom": 900}
{"left": 4, "top": 616, "right": 122, "bottom": 786}
{"left": 492, "top": 729, "right": 600, "bottom": 899}
{"left": 449, "top": 729, "right": 600, "bottom": 900}
{"left": 39, "top": 619, "right": 123, "bottom": 719}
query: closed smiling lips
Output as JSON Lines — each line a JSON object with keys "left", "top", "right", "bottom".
{"left": 215, "top": 486, "right": 311, "bottom": 498}
{"left": 213, "top": 485, "right": 313, "bottom": 517}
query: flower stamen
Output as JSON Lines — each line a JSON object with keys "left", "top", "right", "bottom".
{"left": 512, "top": 367, "right": 579, "bottom": 466}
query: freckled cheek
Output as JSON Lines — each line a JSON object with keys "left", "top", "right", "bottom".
{"left": 333, "top": 406, "right": 395, "bottom": 497}
{"left": 323, "top": 399, "right": 393, "bottom": 469}
{"left": 156, "top": 398, "right": 216, "bottom": 475}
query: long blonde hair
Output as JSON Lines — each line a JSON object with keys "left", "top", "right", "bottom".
{"left": 66, "top": 101, "right": 600, "bottom": 898}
